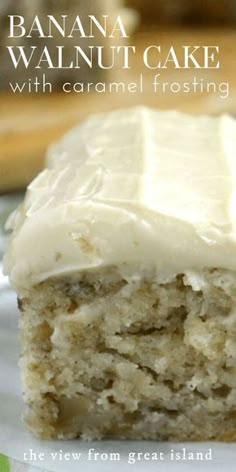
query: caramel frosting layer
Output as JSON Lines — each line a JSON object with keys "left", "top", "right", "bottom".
{"left": 4, "top": 107, "right": 236, "bottom": 290}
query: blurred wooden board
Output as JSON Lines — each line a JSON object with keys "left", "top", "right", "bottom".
{"left": 1, "top": 28, "right": 236, "bottom": 193}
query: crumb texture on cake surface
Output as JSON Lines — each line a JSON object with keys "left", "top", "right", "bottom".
{"left": 19, "top": 268, "right": 236, "bottom": 440}
{"left": 4, "top": 108, "right": 236, "bottom": 441}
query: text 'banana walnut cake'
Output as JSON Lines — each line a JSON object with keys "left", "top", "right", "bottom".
{"left": 4, "top": 107, "right": 236, "bottom": 440}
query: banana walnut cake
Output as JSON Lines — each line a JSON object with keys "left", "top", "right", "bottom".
{"left": 4, "top": 107, "right": 236, "bottom": 440}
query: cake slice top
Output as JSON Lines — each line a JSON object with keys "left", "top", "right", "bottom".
{"left": 4, "top": 107, "right": 236, "bottom": 290}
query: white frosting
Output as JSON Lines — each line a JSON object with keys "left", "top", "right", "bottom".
{"left": 4, "top": 107, "right": 236, "bottom": 290}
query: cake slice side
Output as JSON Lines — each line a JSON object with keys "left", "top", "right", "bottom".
{"left": 18, "top": 268, "right": 236, "bottom": 440}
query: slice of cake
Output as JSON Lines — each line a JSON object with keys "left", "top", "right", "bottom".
{"left": 4, "top": 107, "right": 236, "bottom": 440}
